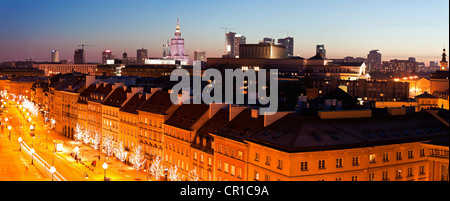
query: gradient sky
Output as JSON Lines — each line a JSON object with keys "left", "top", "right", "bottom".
{"left": 0, "top": 0, "right": 448, "bottom": 64}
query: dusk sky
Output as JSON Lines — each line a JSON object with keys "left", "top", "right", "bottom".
{"left": 0, "top": 0, "right": 448, "bottom": 64}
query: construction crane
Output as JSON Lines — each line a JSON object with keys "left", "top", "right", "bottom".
{"left": 78, "top": 44, "right": 96, "bottom": 51}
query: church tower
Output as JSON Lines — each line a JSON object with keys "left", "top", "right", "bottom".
{"left": 440, "top": 48, "right": 448, "bottom": 71}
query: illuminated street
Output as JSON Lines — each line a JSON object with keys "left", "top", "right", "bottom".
{"left": 1, "top": 100, "right": 152, "bottom": 181}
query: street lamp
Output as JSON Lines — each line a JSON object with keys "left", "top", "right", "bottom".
{"left": 30, "top": 148, "right": 35, "bottom": 165}
{"left": 74, "top": 146, "right": 79, "bottom": 161}
{"left": 102, "top": 162, "right": 108, "bottom": 181}
{"left": 18, "top": 137, "right": 23, "bottom": 151}
{"left": 7, "top": 125, "right": 11, "bottom": 140}
{"left": 49, "top": 166, "right": 56, "bottom": 181}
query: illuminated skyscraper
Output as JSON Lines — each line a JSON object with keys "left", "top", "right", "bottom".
{"left": 51, "top": 50, "right": 59, "bottom": 62}
{"left": 168, "top": 17, "right": 189, "bottom": 64}
{"left": 102, "top": 49, "right": 113, "bottom": 64}
{"left": 224, "top": 32, "right": 246, "bottom": 58}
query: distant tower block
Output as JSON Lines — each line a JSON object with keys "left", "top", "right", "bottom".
{"left": 51, "top": 50, "right": 59, "bottom": 62}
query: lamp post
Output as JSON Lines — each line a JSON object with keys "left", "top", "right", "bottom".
{"left": 74, "top": 146, "right": 79, "bottom": 161}
{"left": 7, "top": 125, "right": 11, "bottom": 140}
{"left": 18, "top": 137, "right": 23, "bottom": 151}
{"left": 102, "top": 162, "right": 108, "bottom": 181}
{"left": 49, "top": 166, "right": 56, "bottom": 181}
{"left": 30, "top": 148, "right": 35, "bottom": 165}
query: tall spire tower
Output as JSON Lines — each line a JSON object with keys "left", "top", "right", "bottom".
{"left": 440, "top": 48, "right": 448, "bottom": 71}
{"left": 168, "top": 17, "right": 189, "bottom": 64}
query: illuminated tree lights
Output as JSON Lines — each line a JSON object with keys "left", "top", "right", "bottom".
{"left": 130, "top": 145, "right": 146, "bottom": 180}
{"left": 149, "top": 155, "right": 164, "bottom": 181}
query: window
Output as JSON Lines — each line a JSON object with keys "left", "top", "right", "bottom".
{"left": 238, "top": 168, "right": 242, "bottom": 179}
{"left": 231, "top": 165, "right": 235, "bottom": 176}
{"left": 218, "top": 160, "right": 222, "bottom": 171}
{"left": 336, "top": 158, "right": 343, "bottom": 168}
{"left": 420, "top": 149, "right": 425, "bottom": 157}
{"left": 318, "top": 160, "right": 326, "bottom": 169}
{"left": 301, "top": 162, "right": 308, "bottom": 171}
{"left": 352, "top": 157, "right": 359, "bottom": 166}
{"left": 369, "top": 173, "right": 375, "bottom": 181}
{"left": 238, "top": 151, "right": 243, "bottom": 160}
{"left": 408, "top": 150, "right": 414, "bottom": 159}
{"left": 407, "top": 168, "right": 413, "bottom": 177}
{"left": 224, "top": 163, "right": 229, "bottom": 173}
{"left": 383, "top": 153, "right": 389, "bottom": 162}
{"left": 369, "top": 154, "right": 376, "bottom": 163}
{"left": 382, "top": 171, "right": 389, "bottom": 181}
{"left": 352, "top": 176, "right": 358, "bottom": 181}
{"left": 208, "top": 157, "right": 212, "bottom": 166}
{"left": 254, "top": 170, "right": 260, "bottom": 181}
{"left": 255, "top": 152, "right": 259, "bottom": 162}
{"left": 277, "top": 160, "right": 283, "bottom": 170}
{"left": 396, "top": 169, "right": 402, "bottom": 179}
{"left": 266, "top": 156, "right": 271, "bottom": 166}
{"left": 419, "top": 166, "right": 425, "bottom": 175}
{"left": 396, "top": 152, "right": 402, "bottom": 160}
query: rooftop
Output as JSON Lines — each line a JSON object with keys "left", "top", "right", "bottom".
{"left": 248, "top": 111, "right": 448, "bottom": 153}
{"left": 165, "top": 104, "right": 210, "bottom": 131}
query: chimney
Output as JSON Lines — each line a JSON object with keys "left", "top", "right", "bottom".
{"left": 209, "top": 103, "right": 228, "bottom": 119}
{"left": 264, "top": 111, "right": 293, "bottom": 127}
{"left": 86, "top": 75, "right": 96, "bottom": 87}
{"left": 112, "top": 82, "right": 124, "bottom": 90}
{"left": 229, "top": 105, "right": 247, "bottom": 121}
{"left": 251, "top": 109, "right": 259, "bottom": 119}
{"left": 146, "top": 93, "right": 153, "bottom": 100}
{"left": 151, "top": 88, "right": 162, "bottom": 94}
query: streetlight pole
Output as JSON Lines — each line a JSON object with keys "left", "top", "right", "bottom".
{"left": 8, "top": 125, "right": 11, "bottom": 141}
{"left": 102, "top": 162, "right": 108, "bottom": 181}
{"left": 18, "top": 137, "right": 22, "bottom": 151}
{"left": 30, "top": 148, "right": 35, "bottom": 165}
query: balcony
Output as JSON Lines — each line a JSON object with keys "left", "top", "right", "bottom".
{"left": 429, "top": 149, "right": 449, "bottom": 159}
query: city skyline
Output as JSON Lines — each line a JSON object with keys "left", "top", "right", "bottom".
{"left": 0, "top": 0, "right": 448, "bottom": 64}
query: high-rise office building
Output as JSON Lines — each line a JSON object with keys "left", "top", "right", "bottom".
{"left": 316, "top": 44, "right": 326, "bottom": 58}
{"left": 278, "top": 37, "right": 294, "bottom": 58}
{"left": 74, "top": 49, "right": 84, "bottom": 64}
{"left": 224, "top": 32, "right": 246, "bottom": 58}
{"left": 194, "top": 50, "right": 206, "bottom": 62}
{"left": 102, "top": 50, "right": 113, "bottom": 64}
{"left": 430, "top": 61, "right": 439, "bottom": 71}
{"left": 367, "top": 50, "right": 382, "bottom": 72}
{"left": 137, "top": 48, "right": 148, "bottom": 64}
{"left": 51, "top": 50, "right": 59, "bottom": 63}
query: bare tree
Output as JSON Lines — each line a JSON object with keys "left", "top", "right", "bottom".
{"left": 91, "top": 131, "right": 101, "bottom": 156}
{"left": 168, "top": 165, "right": 181, "bottom": 181}
{"left": 130, "top": 145, "right": 146, "bottom": 180}
{"left": 115, "top": 142, "right": 128, "bottom": 173}
{"left": 102, "top": 135, "right": 115, "bottom": 160}
{"left": 149, "top": 155, "right": 164, "bottom": 181}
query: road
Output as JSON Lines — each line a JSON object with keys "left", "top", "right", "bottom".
{"left": 1, "top": 101, "right": 153, "bottom": 181}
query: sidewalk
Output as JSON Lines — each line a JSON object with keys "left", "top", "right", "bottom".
{"left": 32, "top": 119, "right": 152, "bottom": 181}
